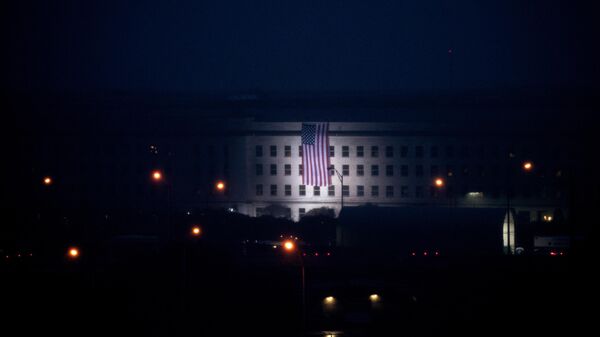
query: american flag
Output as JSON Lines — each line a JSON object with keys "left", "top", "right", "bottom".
{"left": 301, "top": 122, "right": 331, "bottom": 186}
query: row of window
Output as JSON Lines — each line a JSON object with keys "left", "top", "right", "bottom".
{"left": 256, "top": 184, "right": 449, "bottom": 198}
{"left": 255, "top": 145, "right": 515, "bottom": 159}
{"left": 256, "top": 163, "right": 509, "bottom": 177}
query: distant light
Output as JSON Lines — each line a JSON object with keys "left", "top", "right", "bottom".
{"left": 273, "top": 245, "right": 277, "bottom": 249}
{"left": 523, "top": 162, "right": 533, "bottom": 171}
{"left": 543, "top": 215, "right": 553, "bottom": 222}
{"left": 326, "top": 252, "right": 331, "bottom": 256}
{"left": 43, "top": 177, "right": 52, "bottom": 185}
{"left": 369, "top": 294, "right": 380, "bottom": 302}
{"left": 423, "top": 251, "right": 428, "bottom": 256}
{"left": 68, "top": 247, "right": 80, "bottom": 259}
{"left": 550, "top": 251, "right": 557, "bottom": 256}
{"left": 314, "top": 252, "right": 319, "bottom": 257}
{"left": 435, "top": 251, "right": 440, "bottom": 256}
{"left": 215, "top": 181, "right": 225, "bottom": 191}
{"left": 228, "top": 207, "right": 235, "bottom": 212}
{"left": 152, "top": 170, "right": 162, "bottom": 181}
{"left": 434, "top": 178, "right": 444, "bottom": 187}
{"left": 324, "top": 296, "right": 335, "bottom": 304}
{"left": 411, "top": 252, "right": 416, "bottom": 256}
{"left": 467, "top": 192, "right": 483, "bottom": 197}
{"left": 191, "top": 225, "right": 201, "bottom": 237}
{"left": 283, "top": 240, "right": 295, "bottom": 252}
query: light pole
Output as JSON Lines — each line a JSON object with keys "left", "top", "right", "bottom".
{"left": 328, "top": 165, "right": 344, "bottom": 211}
{"left": 282, "top": 239, "right": 306, "bottom": 332}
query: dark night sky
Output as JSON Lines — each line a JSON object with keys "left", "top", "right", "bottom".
{"left": 2, "top": 0, "right": 599, "bottom": 95}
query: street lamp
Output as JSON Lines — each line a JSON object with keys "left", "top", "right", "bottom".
{"left": 328, "top": 165, "right": 344, "bottom": 211}
{"left": 43, "top": 176, "right": 53, "bottom": 186}
{"left": 215, "top": 180, "right": 226, "bottom": 192}
{"left": 434, "top": 177, "right": 444, "bottom": 188}
{"left": 151, "top": 170, "right": 163, "bottom": 182}
{"left": 191, "top": 225, "right": 202, "bottom": 237}
{"left": 67, "top": 246, "right": 80, "bottom": 260}
{"left": 523, "top": 161, "right": 534, "bottom": 172}
{"left": 282, "top": 239, "right": 306, "bottom": 332}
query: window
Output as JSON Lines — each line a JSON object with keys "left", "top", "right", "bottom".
{"left": 270, "top": 164, "right": 277, "bottom": 175}
{"left": 342, "top": 165, "right": 349, "bottom": 176}
{"left": 299, "top": 164, "right": 303, "bottom": 176}
{"left": 342, "top": 146, "right": 349, "bottom": 157}
{"left": 385, "top": 146, "right": 393, "bottom": 158}
{"left": 415, "top": 186, "right": 424, "bottom": 198}
{"left": 284, "top": 145, "right": 291, "bottom": 157}
{"left": 401, "top": 185, "right": 409, "bottom": 197}
{"left": 371, "top": 146, "right": 379, "bottom": 157}
{"left": 357, "top": 185, "right": 365, "bottom": 197}
{"left": 299, "top": 146, "right": 303, "bottom": 157}
{"left": 342, "top": 185, "right": 349, "bottom": 197}
{"left": 284, "top": 164, "right": 291, "bottom": 176}
{"left": 270, "top": 184, "right": 277, "bottom": 196}
{"left": 431, "top": 146, "right": 438, "bottom": 158}
{"left": 299, "top": 208, "right": 306, "bottom": 218}
{"left": 313, "top": 186, "right": 320, "bottom": 196}
{"left": 386, "top": 185, "right": 394, "bottom": 198}
{"left": 430, "top": 165, "right": 439, "bottom": 177}
{"left": 400, "top": 146, "right": 408, "bottom": 158}
{"left": 329, "top": 164, "right": 335, "bottom": 176}
{"left": 329, "top": 146, "right": 335, "bottom": 157}
{"left": 416, "top": 165, "right": 423, "bottom": 177}
{"left": 328, "top": 185, "right": 335, "bottom": 196}
{"left": 256, "top": 184, "right": 263, "bottom": 196}
{"left": 255, "top": 145, "right": 263, "bottom": 157}
{"left": 299, "top": 185, "right": 306, "bottom": 196}
{"left": 371, "top": 165, "right": 379, "bottom": 176}
{"left": 270, "top": 145, "right": 277, "bottom": 157}
{"left": 357, "top": 165, "right": 364, "bottom": 176}
{"left": 401, "top": 165, "right": 408, "bottom": 177}
{"left": 386, "top": 165, "right": 394, "bottom": 176}
{"left": 371, "top": 186, "right": 379, "bottom": 197}
{"left": 256, "top": 164, "right": 263, "bottom": 176}
{"left": 415, "top": 146, "right": 424, "bottom": 158}
{"left": 285, "top": 184, "right": 291, "bottom": 196}
{"left": 357, "top": 146, "right": 364, "bottom": 157}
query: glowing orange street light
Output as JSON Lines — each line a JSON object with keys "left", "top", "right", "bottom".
{"left": 43, "top": 176, "right": 53, "bottom": 186}
{"left": 283, "top": 240, "right": 295, "bottom": 252}
{"left": 434, "top": 178, "right": 444, "bottom": 188}
{"left": 191, "top": 225, "right": 202, "bottom": 237}
{"left": 215, "top": 180, "right": 226, "bottom": 192}
{"left": 151, "top": 170, "right": 163, "bottom": 181}
{"left": 67, "top": 247, "right": 80, "bottom": 260}
{"left": 523, "top": 161, "right": 533, "bottom": 171}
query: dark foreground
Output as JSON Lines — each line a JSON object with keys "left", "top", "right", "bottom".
{"left": 1, "top": 241, "right": 592, "bottom": 337}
